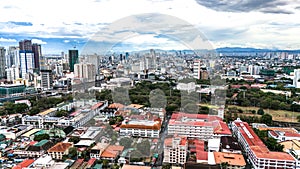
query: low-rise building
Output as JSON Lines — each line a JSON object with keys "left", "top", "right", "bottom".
{"left": 22, "top": 101, "right": 108, "bottom": 129}
{"left": 47, "top": 142, "right": 73, "bottom": 160}
{"left": 214, "top": 152, "right": 246, "bottom": 169}
{"left": 268, "top": 130, "right": 300, "bottom": 142}
{"left": 253, "top": 123, "right": 300, "bottom": 142}
{"left": 14, "top": 139, "right": 54, "bottom": 158}
{"left": 208, "top": 138, "right": 220, "bottom": 152}
{"left": 90, "top": 143, "right": 109, "bottom": 159}
{"left": 220, "top": 136, "right": 242, "bottom": 154}
{"left": 119, "top": 117, "right": 162, "bottom": 138}
{"left": 31, "top": 155, "right": 55, "bottom": 168}
{"left": 100, "top": 145, "right": 124, "bottom": 162}
{"left": 13, "top": 159, "right": 35, "bottom": 169}
{"left": 0, "top": 125, "right": 33, "bottom": 139}
{"left": 80, "top": 127, "right": 102, "bottom": 140}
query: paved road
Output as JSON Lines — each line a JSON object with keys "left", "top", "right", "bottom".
{"left": 152, "top": 115, "right": 171, "bottom": 167}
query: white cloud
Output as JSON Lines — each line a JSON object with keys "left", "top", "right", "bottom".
{"left": 32, "top": 38, "right": 47, "bottom": 44}
{"left": 0, "top": 37, "right": 16, "bottom": 42}
{"left": 64, "top": 40, "right": 70, "bottom": 43}
{"left": 0, "top": 0, "right": 300, "bottom": 50}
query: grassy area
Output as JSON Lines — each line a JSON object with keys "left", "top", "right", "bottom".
{"left": 227, "top": 105, "right": 300, "bottom": 123}
{"left": 199, "top": 103, "right": 220, "bottom": 109}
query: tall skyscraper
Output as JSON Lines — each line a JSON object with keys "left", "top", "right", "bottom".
{"left": 86, "top": 54, "right": 99, "bottom": 74}
{"left": 32, "top": 43, "right": 42, "bottom": 70}
{"left": 293, "top": 69, "right": 300, "bottom": 88}
{"left": 19, "top": 40, "right": 35, "bottom": 79}
{"left": 0, "top": 47, "right": 6, "bottom": 78}
{"left": 19, "top": 39, "right": 32, "bottom": 51}
{"left": 68, "top": 49, "right": 79, "bottom": 72}
{"left": 41, "top": 69, "right": 53, "bottom": 90}
{"left": 19, "top": 51, "right": 34, "bottom": 79}
{"left": 7, "top": 46, "right": 19, "bottom": 68}
{"left": 74, "top": 63, "right": 96, "bottom": 81}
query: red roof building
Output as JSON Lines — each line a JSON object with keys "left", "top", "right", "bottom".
{"left": 119, "top": 116, "right": 162, "bottom": 138}
{"left": 168, "top": 112, "right": 231, "bottom": 140}
{"left": 232, "top": 119, "right": 296, "bottom": 169}
{"left": 13, "top": 159, "right": 35, "bottom": 169}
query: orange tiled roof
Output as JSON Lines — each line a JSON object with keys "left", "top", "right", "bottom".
{"left": 48, "top": 142, "right": 72, "bottom": 152}
{"left": 122, "top": 165, "right": 151, "bottom": 169}
{"left": 258, "top": 127, "right": 298, "bottom": 133}
{"left": 101, "top": 145, "right": 124, "bottom": 158}
{"left": 234, "top": 121, "right": 295, "bottom": 161}
{"left": 12, "top": 159, "right": 35, "bottom": 169}
{"left": 108, "top": 103, "right": 125, "bottom": 109}
{"left": 127, "top": 104, "right": 144, "bottom": 109}
{"left": 91, "top": 102, "right": 104, "bottom": 110}
{"left": 214, "top": 152, "right": 246, "bottom": 166}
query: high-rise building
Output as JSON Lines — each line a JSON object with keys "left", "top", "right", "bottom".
{"left": 7, "top": 46, "right": 19, "bottom": 68}
{"left": 18, "top": 40, "right": 35, "bottom": 79}
{"left": 40, "top": 69, "right": 53, "bottom": 90}
{"left": 0, "top": 47, "right": 6, "bottom": 78}
{"left": 293, "top": 69, "right": 300, "bottom": 88}
{"left": 19, "top": 51, "right": 34, "bottom": 79}
{"left": 74, "top": 63, "right": 96, "bottom": 81}
{"left": 86, "top": 54, "right": 100, "bottom": 74}
{"left": 32, "top": 43, "right": 42, "bottom": 70}
{"left": 19, "top": 39, "right": 32, "bottom": 51}
{"left": 68, "top": 49, "right": 79, "bottom": 72}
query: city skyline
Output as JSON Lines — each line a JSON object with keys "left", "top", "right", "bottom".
{"left": 0, "top": 0, "right": 300, "bottom": 54}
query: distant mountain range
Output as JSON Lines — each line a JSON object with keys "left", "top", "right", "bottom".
{"left": 215, "top": 47, "right": 300, "bottom": 53}
{"left": 129, "top": 47, "right": 300, "bottom": 55}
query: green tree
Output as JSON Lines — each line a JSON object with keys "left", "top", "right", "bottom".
{"left": 162, "top": 164, "right": 171, "bottom": 169}
{"left": 119, "top": 137, "right": 133, "bottom": 149}
{"left": 220, "top": 162, "right": 229, "bottom": 169}
{"left": 297, "top": 115, "right": 300, "bottom": 122}
{"left": 261, "top": 114, "right": 273, "bottom": 125}
{"left": 29, "top": 107, "right": 40, "bottom": 115}
{"left": 14, "top": 103, "right": 29, "bottom": 113}
{"left": 69, "top": 136, "right": 80, "bottom": 144}
{"left": 34, "top": 134, "right": 50, "bottom": 141}
{"left": 136, "top": 139, "right": 151, "bottom": 157}
{"left": 257, "top": 108, "right": 265, "bottom": 115}
{"left": 3, "top": 102, "right": 15, "bottom": 114}
{"left": 102, "top": 159, "right": 109, "bottom": 168}
{"left": 68, "top": 147, "right": 77, "bottom": 159}
{"left": 55, "top": 110, "right": 68, "bottom": 117}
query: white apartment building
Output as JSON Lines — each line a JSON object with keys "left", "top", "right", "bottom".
{"left": 167, "top": 112, "right": 231, "bottom": 140}
{"left": 163, "top": 136, "right": 187, "bottom": 164}
{"left": 193, "top": 60, "right": 200, "bottom": 79}
{"left": 294, "top": 69, "right": 300, "bottom": 88}
{"left": 232, "top": 119, "right": 296, "bottom": 169}
{"left": 19, "top": 51, "right": 34, "bottom": 79}
{"left": 176, "top": 82, "right": 196, "bottom": 93}
{"left": 6, "top": 65, "right": 20, "bottom": 82}
{"left": 119, "top": 118, "right": 161, "bottom": 138}
{"left": 22, "top": 101, "right": 108, "bottom": 128}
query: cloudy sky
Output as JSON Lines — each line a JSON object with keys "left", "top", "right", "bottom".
{"left": 0, "top": 0, "right": 300, "bottom": 54}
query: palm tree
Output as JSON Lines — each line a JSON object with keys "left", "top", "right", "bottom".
{"left": 220, "top": 162, "right": 229, "bottom": 169}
